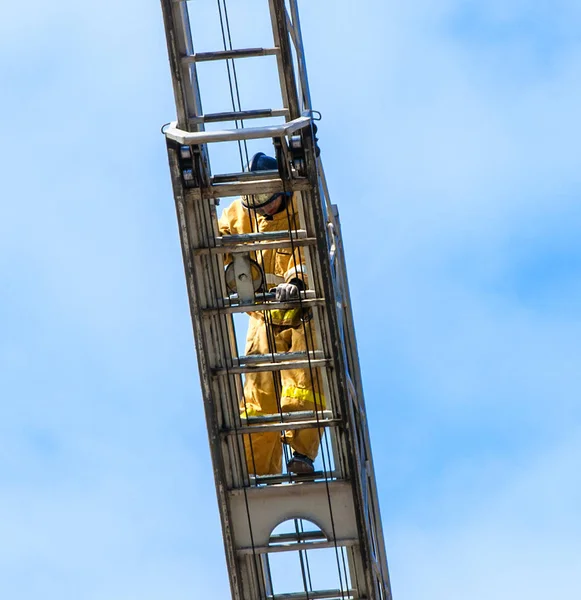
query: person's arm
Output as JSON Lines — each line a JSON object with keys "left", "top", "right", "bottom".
{"left": 284, "top": 245, "right": 307, "bottom": 289}
{"left": 218, "top": 202, "right": 235, "bottom": 267}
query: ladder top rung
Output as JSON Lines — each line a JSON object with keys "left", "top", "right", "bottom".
{"left": 190, "top": 108, "right": 289, "bottom": 124}
{"left": 187, "top": 177, "right": 310, "bottom": 199}
{"left": 183, "top": 47, "right": 279, "bottom": 62}
{"left": 212, "top": 169, "right": 280, "bottom": 184}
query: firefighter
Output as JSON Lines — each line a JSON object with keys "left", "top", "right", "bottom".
{"left": 218, "top": 152, "right": 324, "bottom": 475}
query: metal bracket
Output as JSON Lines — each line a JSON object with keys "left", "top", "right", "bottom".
{"left": 164, "top": 116, "right": 312, "bottom": 145}
{"left": 227, "top": 254, "right": 261, "bottom": 305}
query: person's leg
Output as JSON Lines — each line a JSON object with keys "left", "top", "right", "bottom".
{"left": 240, "top": 315, "right": 284, "bottom": 475}
{"left": 279, "top": 320, "right": 325, "bottom": 468}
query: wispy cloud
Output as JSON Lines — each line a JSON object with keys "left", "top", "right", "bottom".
{"left": 1, "top": 0, "right": 580, "bottom": 598}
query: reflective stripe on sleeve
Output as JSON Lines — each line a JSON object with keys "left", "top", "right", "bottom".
{"left": 240, "top": 404, "right": 260, "bottom": 418}
{"left": 268, "top": 308, "right": 302, "bottom": 326}
{"left": 284, "top": 264, "right": 307, "bottom": 282}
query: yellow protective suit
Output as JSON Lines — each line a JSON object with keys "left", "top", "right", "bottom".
{"left": 219, "top": 196, "right": 325, "bottom": 475}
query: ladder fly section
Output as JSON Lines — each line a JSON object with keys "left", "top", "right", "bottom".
{"left": 160, "top": 1, "right": 392, "bottom": 599}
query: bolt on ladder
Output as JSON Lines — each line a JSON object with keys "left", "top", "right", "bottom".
{"left": 160, "top": 1, "right": 393, "bottom": 599}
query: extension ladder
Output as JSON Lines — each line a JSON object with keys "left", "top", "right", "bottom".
{"left": 160, "top": 1, "right": 393, "bottom": 599}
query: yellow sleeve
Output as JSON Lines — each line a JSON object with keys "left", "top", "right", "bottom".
{"left": 283, "top": 245, "right": 308, "bottom": 288}
{"left": 218, "top": 202, "right": 236, "bottom": 267}
{"left": 218, "top": 203, "right": 233, "bottom": 237}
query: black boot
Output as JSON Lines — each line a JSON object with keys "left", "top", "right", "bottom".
{"left": 287, "top": 452, "right": 315, "bottom": 474}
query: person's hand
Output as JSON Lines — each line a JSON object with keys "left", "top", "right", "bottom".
{"left": 275, "top": 282, "right": 300, "bottom": 302}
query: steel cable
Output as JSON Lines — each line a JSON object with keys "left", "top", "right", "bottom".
{"left": 217, "top": 0, "right": 249, "bottom": 170}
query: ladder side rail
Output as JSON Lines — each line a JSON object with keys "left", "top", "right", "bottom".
{"left": 201, "top": 201, "right": 271, "bottom": 596}
{"left": 190, "top": 173, "right": 263, "bottom": 488}
{"left": 320, "top": 166, "right": 392, "bottom": 596}
{"left": 269, "top": 0, "right": 301, "bottom": 120}
{"left": 326, "top": 214, "right": 381, "bottom": 600}
{"left": 160, "top": 0, "right": 204, "bottom": 130}
{"left": 333, "top": 218, "right": 393, "bottom": 597}
{"left": 287, "top": 0, "right": 314, "bottom": 115}
{"left": 299, "top": 136, "right": 378, "bottom": 599}
{"left": 165, "top": 140, "right": 247, "bottom": 600}
{"left": 310, "top": 156, "right": 393, "bottom": 600}
{"left": 293, "top": 192, "right": 350, "bottom": 481}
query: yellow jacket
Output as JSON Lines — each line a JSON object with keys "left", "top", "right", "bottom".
{"left": 218, "top": 196, "right": 307, "bottom": 325}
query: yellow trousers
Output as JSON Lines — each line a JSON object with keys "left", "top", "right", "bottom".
{"left": 241, "top": 314, "right": 325, "bottom": 475}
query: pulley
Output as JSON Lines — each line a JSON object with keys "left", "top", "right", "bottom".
{"left": 225, "top": 255, "right": 264, "bottom": 304}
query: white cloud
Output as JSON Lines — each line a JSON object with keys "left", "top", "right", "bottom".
{"left": 2, "top": 1, "right": 581, "bottom": 598}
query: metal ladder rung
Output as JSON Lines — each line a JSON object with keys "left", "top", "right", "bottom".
{"left": 190, "top": 108, "right": 289, "bottom": 124}
{"left": 222, "top": 418, "right": 340, "bottom": 436}
{"left": 270, "top": 530, "right": 327, "bottom": 544}
{"left": 238, "top": 539, "right": 359, "bottom": 556}
{"left": 266, "top": 591, "right": 358, "bottom": 600}
{"left": 211, "top": 169, "right": 280, "bottom": 184}
{"left": 237, "top": 350, "right": 324, "bottom": 365}
{"left": 223, "top": 289, "right": 316, "bottom": 304}
{"left": 219, "top": 230, "right": 308, "bottom": 243}
{"left": 239, "top": 538, "right": 358, "bottom": 555}
{"left": 187, "top": 177, "right": 310, "bottom": 200}
{"left": 183, "top": 47, "right": 279, "bottom": 62}
{"left": 194, "top": 237, "right": 316, "bottom": 255}
{"left": 247, "top": 470, "right": 338, "bottom": 486}
{"left": 203, "top": 297, "right": 325, "bottom": 316}
{"left": 214, "top": 358, "right": 329, "bottom": 375}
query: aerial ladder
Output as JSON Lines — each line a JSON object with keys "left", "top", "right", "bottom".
{"left": 160, "top": 2, "right": 393, "bottom": 599}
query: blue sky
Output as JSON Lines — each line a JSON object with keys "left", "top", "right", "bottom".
{"left": 1, "top": 0, "right": 581, "bottom": 598}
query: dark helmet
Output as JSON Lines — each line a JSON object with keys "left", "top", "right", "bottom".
{"left": 241, "top": 152, "right": 288, "bottom": 209}
{"left": 248, "top": 152, "right": 278, "bottom": 172}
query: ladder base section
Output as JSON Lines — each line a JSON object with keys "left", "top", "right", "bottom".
{"left": 228, "top": 480, "right": 357, "bottom": 550}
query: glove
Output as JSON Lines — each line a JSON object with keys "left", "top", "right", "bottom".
{"left": 275, "top": 282, "right": 300, "bottom": 302}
